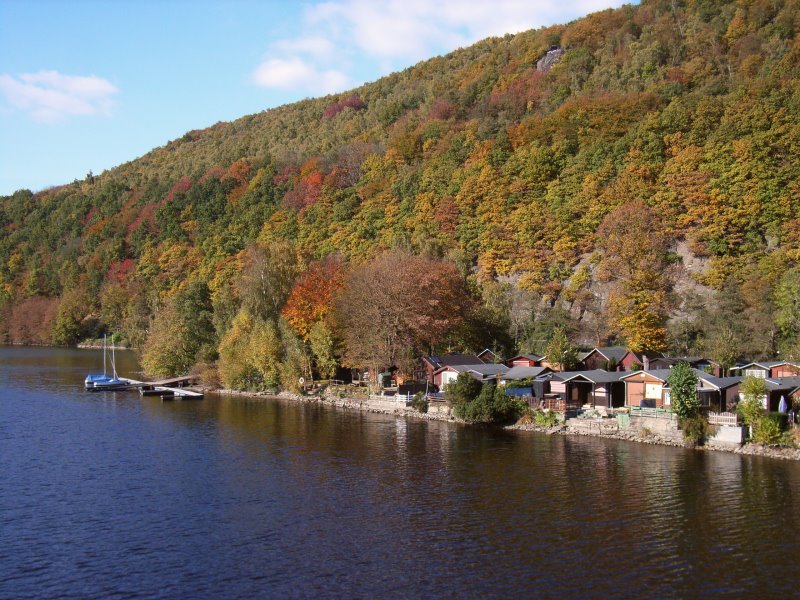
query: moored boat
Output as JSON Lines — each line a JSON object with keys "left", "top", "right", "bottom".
{"left": 85, "top": 336, "right": 132, "bottom": 391}
{"left": 90, "top": 376, "right": 133, "bottom": 391}
{"left": 85, "top": 334, "right": 112, "bottom": 389}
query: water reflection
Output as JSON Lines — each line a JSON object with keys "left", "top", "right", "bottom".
{"left": 2, "top": 347, "right": 800, "bottom": 598}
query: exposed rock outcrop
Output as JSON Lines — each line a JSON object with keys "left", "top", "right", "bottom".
{"left": 537, "top": 47, "right": 564, "bottom": 72}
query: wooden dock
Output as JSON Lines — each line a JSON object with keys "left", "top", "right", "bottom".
{"left": 86, "top": 372, "right": 203, "bottom": 399}
{"left": 124, "top": 375, "right": 204, "bottom": 399}
{"left": 146, "top": 386, "right": 204, "bottom": 400}
{"left": 136, "top": 377, "right": 203, "bottom": 400}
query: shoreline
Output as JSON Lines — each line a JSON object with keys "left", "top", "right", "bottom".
{"left": 77, "top": 341, "right": 131, "bottom": 350}
{"left": 209, "top": 387, "right": 800, "bottom": 462}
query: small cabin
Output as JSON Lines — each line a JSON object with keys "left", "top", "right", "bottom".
{"left": 419, "top": 353, "right": 484, "bottom": 383}
{"left": 622, "top": 369, "right": 741, "bottom": 413}
{"left": 548, "top": 370, "right": 626, "bottom": 409}
{"left": 506, "top": 354, "right": 544, "bottom": 368}
{"left": 732, "top": 361, "right": 800, "bottom": 379}
{"left": 434, "top": 363, "right": 509, "bottom": 388}
{"left": 579, "top": 346, "right": 660, "bottom": 372}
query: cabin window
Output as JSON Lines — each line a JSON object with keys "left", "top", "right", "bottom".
{"left": 744, "top": 369, "right": 767, "bottom": 378}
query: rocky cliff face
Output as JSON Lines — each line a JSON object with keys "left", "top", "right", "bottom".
{"left": 536, "top": 47, "right": 564, "bottom": 72}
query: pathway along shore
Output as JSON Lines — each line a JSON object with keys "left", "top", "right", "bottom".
{"left": 209, "top": 387, "right": 800, "bottom": 462}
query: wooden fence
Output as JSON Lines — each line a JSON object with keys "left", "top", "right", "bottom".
{"left": 540, "top": 396, "right": 581, "bottom": 413}
{"left": 629, "top": 406, "right": 676, "bottom": 420}
{"left": 707, "top": 411, "right": 740, "bottom": 426}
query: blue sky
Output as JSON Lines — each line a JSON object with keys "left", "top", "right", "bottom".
{"left": 0, "top": 0, "right": 627, "bottom": 195}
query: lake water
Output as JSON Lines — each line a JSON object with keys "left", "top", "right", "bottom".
{"left": 2, "top": 346, "right": 799, "bottom": 598}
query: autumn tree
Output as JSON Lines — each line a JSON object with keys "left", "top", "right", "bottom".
{"left": 7, "top": 296, "right": 58, "bottom": 345}
{"left": 217, "top": 309, "right": 263, "bottom": 390}
{"left": 333, "top": 251, "right": 469, "bottom": 385}
{"left": 595, "top": 202, "right": 672, "bottom": 352}
{"left": 217, "top": 310, "right": 309, "bottom": 392}
{"left": 238, "top": 241, "right": 298, "bottom": 321}
{"left": 120, "top": 290, "right": 151, "bottom": 350}
{"left": 99, "top": 282, "right": 129, "bottom": 334}
{"left": 309, "top": 321, "right": 337, "bottom": 379}
{"left": 281, "top": 256, "right": 344, "bottom": 340}
{"left": 520, "top": 306, "right": 577, "bottom": 356}
{"left": 702, "top": 325, "right": 740, "bottom": 377}
{"left": 140, "top": 280, "right": 215, "bottom": 377}
{"left": 694, "top": 276, "right": 748, "bottom": 369}
{"left": 544, "top": 326, "right": 578, "bottom": 372}
{"left": 52, "top": 288, "right": 92, "bottom": 346}
{"left": 774, "top": 267, "right": 800, "bottom": 355}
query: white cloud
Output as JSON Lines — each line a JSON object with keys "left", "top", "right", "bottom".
{"left": 252, "top": 57, "right": 350, "bottom": 94}
{"left": 305, "top": 0, "right": 625, "bottom": 61}
{"left": 0, "top": 70, "right": 118, "bottom": 122}
{"left": 253, "top": 0, "right": 627, "bottom": 94}
{"left": 272, "top": 36, "right": 337, "bottom": 60}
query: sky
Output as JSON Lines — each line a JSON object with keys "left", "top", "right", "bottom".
{"left": 0, "top": 0, "right": 628, "bottom": 196}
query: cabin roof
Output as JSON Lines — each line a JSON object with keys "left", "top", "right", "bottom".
{"left": 508, "top": 353, "right": 544, "bottom": 362}
{"left": 582, "top": 346, "right": 631, "bottom": 362}
{"left": 424, "top": 353, "right": 484, "bottom": 368}
{"left": 621, "top": 369, "right": 741, "bottom": 390}
{"left": 698, "top": 375, "right": 741, "bottom": 390}
{"left": 477, "top": 348, "right": 503, "bottom": 363}
{"left": 764, "top": 376, "right": 800, "bottom": 391}
{"left": 652, "top": 356, "right": 717, "bottom": 366}
{"left": 732, "top": 360, "right": 800, "bottom": 371}
{"left": 435, "top": 363, "right": 509, "bottom": 376}
{"left": 502, "top": 366, "right": 551, "bottom": 380}
{"left": 553, "top": 369, "right": 627, "bottom": 384}
{"left": 620, "top": 369, "right": 674, "bottom": 383}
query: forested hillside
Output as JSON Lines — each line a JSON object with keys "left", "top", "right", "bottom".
{"left": 4, "top": 0, "right": 800, "bottom": 387}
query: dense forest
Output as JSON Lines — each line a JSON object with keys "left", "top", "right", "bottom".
{"left": 4, "top": 0, "right": 800, "bottom": 389}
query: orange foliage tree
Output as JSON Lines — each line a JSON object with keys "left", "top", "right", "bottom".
{"left": 281, "top": 256, "right": 345, "bottom": 340}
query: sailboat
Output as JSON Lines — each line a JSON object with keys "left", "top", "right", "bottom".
{"left": 84, "top": 334, "right": 113, "bottom": 389}
{"left": 85, "top": 336, "right": 132, "bottom": 391}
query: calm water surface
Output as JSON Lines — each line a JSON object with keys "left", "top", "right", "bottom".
{"left": 2, "top": 346, "right": 799, "bottom": 598}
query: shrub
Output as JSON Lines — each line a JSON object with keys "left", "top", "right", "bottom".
{"left": 789, "top": 428, "right": 800, "bottom": 448}
{"left": 753, "top": 414, "right": 786, "bottom": 446}
{"left": 680, "top": 414, "right": 709, "bottom": 446}
{"left": 194, "top": 361, "right": 221, "bottom": 389}
{"left": 516, "top": 410, "right": 535, "bottom": 425}
{"left": 533, "top": 409, "right": 559, "bottom": 428}
{"left": 458, "top": 385, "right": 496, "bottom": 423}
{"left": 454, "top": 384, "right": 527, "bottom": 424}
{"left": 445, "top": 372, "right": 483, "bottom": 408}
{"left": 411, "top": 392, "right": 429, "bottom": 413}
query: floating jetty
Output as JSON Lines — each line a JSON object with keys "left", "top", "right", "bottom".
{"left": 84, "top": 340, "right": 203, "bottom": 399}
{"left": 88, "top": 374, "right": 204, "bottom": 399}
{"left": 133, "top": 376, "right": 204, "bottom": 400}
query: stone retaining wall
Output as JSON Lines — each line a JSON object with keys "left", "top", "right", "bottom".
{"left": 628, "top": 414, "right": 683, "bottom": 442}
{"left": 707, "top": 425, "right": 746, "bottom": 449}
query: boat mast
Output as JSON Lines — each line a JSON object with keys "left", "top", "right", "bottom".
{"left": 103, "top": 334, "right": 107, "bottom": 377}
